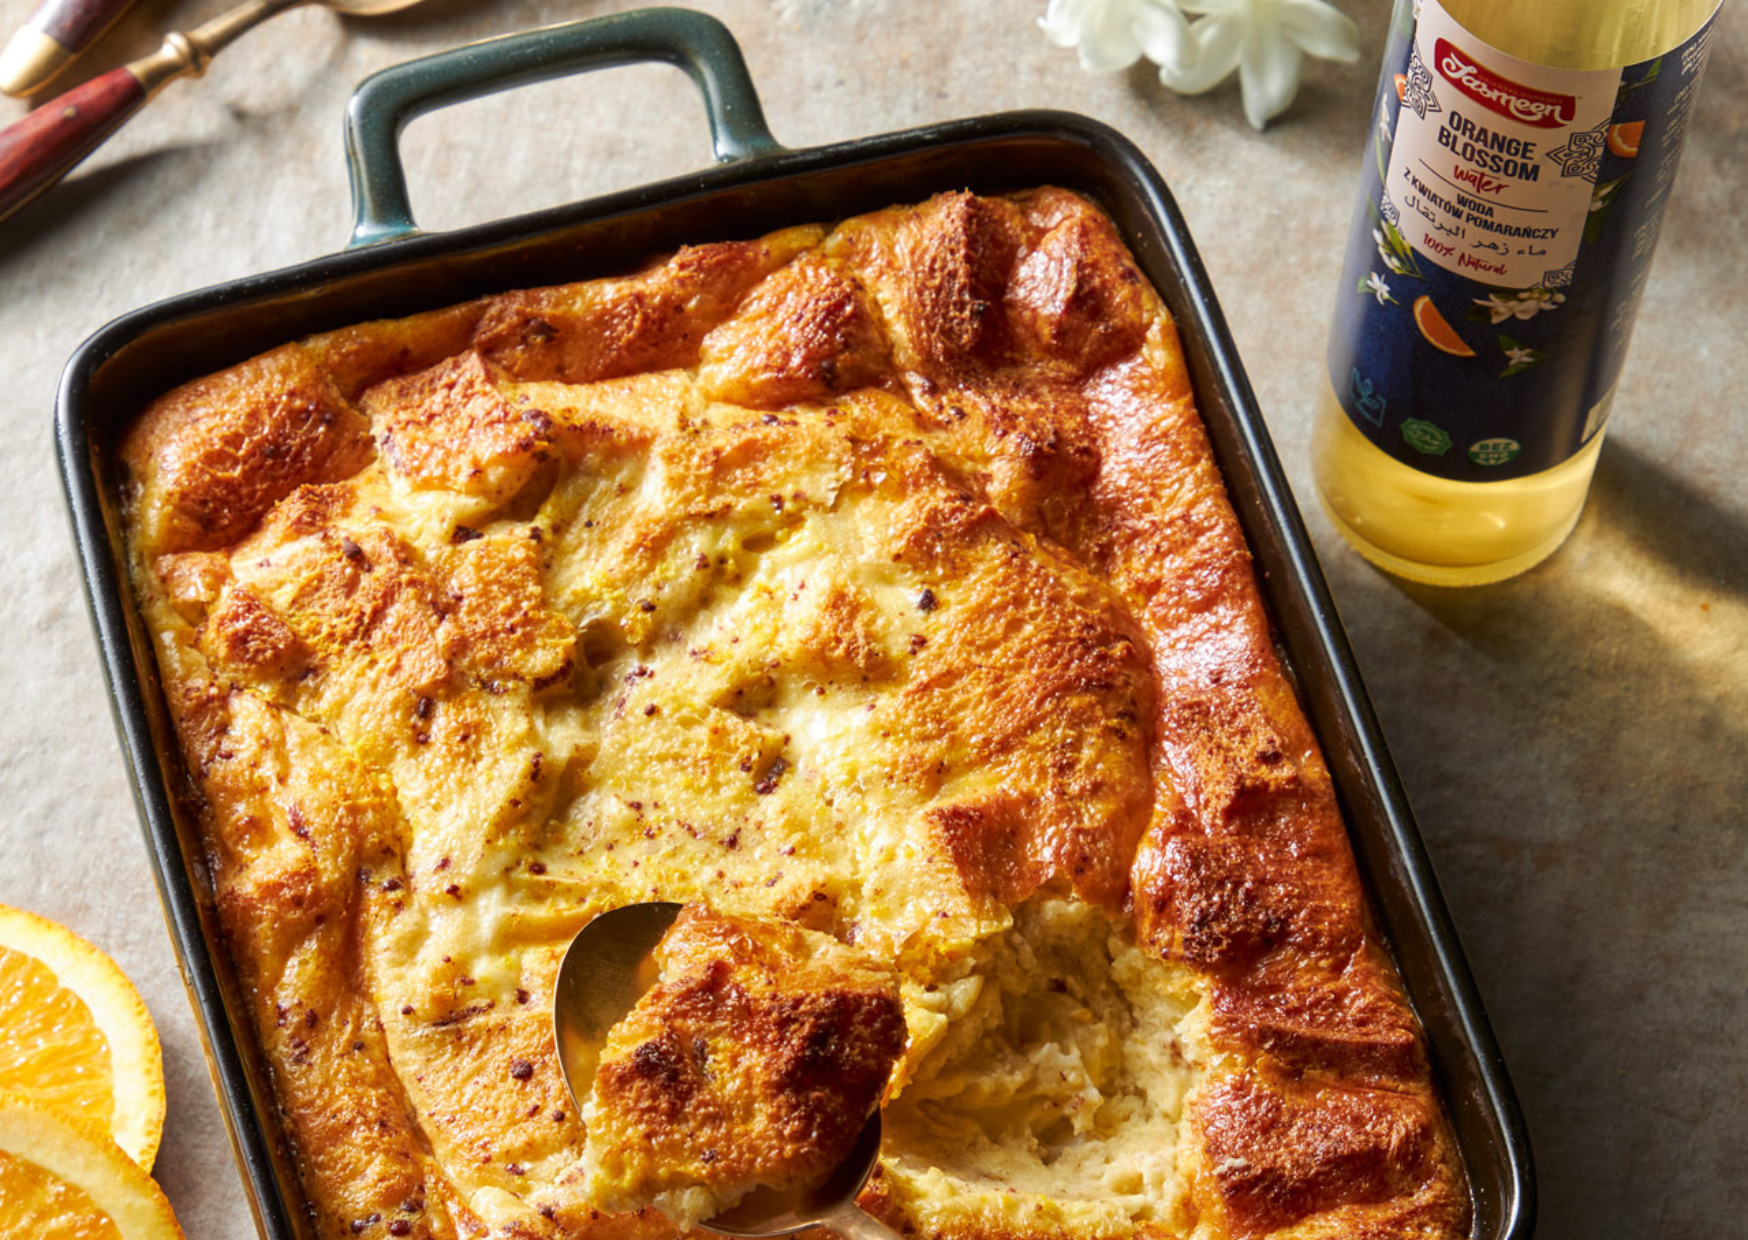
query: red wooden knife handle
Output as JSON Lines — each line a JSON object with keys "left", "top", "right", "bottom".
{"left": 0, "top": 65, "right": 144, "bottom": 221}
{"left": 30, "top": 0, "right": 138, "bottom": 56}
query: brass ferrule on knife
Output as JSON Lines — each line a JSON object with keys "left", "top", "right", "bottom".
{"left": 0, "top": 24, "right": 68, "bottom": 95}
{"left": 0, "top": 0, "right": 143, "bottom": 96}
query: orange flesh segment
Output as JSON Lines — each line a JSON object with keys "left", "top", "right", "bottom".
{"left": 0, "top": 947, "right": 115, "bottom": 1121}
{"left": 1414, "top": 295, "right": 1477, "bottom": 357}
{"left": 0, "top": 1146, "right": 125, "bottom": 1240}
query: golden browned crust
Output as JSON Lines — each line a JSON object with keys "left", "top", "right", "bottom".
{"left": 122, "top": 344, "right": 375, "bottom": 555}
{"left": 580, "top": 906, "right": 904, "bottom": 1226}
{"left": 120, "top": 189, "right": 1469, "bottom": 1240}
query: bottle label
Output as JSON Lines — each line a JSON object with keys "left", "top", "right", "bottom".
{"left": 1328, "top": 0, "right": 1718, "bottom": 482}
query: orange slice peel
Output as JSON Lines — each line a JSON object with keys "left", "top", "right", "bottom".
{"left": 0, "top": 1091, "right": 183, "bottom": 1239}
{"left": 0, "top": 904, "right": 165, "bottom": 1171}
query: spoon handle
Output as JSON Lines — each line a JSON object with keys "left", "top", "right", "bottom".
{"left": 0, "top": 30, "right": 210, "bottom": 224}
{"left": 818, "top": 1200, "right": 906, "bottom": 1240}
{"left": 0, "top": 0, "right": 143, "bottom": 95}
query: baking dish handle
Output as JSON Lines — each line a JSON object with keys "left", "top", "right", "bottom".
{"left": 344, "top": 7, "right": 785, "bottom": 247}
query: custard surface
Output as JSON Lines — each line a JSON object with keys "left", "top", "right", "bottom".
{"left": 122, "top": 188, "right": 1469, "bottom": 1240}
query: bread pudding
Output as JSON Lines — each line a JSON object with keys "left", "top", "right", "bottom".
{"left": 120, "top": 187, "right": 1471, "bottom": 1240}
{"left": 579, "top": 905, "right": 903, "bottom": 1227}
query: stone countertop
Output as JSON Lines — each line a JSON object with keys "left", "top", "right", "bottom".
{"left": 0, "top": 1, "right": 1741, "bottom": 1236}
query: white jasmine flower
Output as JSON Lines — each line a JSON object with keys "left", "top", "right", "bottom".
{"left": 1505, "top": 345, "right": 1536, "bottom": 367}
{"left": 1373, "top": 227, "right": 1407, "bottom": 275}
{"left": 1157, "top": 0, "right": 1362, "bottom": 130}
{"left": 1474, "top": 293, "right": 1518, "bottom": 325}
{"left": 1517, "top": 288, "right": 1566, "bottom": 315}
{"left": 1476, "top": 288, "right": 1565, "bottom": 323}
{"left": 1039, "top": 0, "right": 1193, "bottom": 75}
{"left": 1364, "top": 272, "right": 1394, "bottom": 304}
{"left": 1040, "top": 0, "right": 1358, "bottom": 127}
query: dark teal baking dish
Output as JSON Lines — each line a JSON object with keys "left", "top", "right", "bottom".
{"left": 53, "top": 10, "right": 1533, "bottom": 1239}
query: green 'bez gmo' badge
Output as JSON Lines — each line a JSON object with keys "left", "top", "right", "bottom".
{"left": 1400, "top": 419, "right": 1451, "bottom": 456}
{"left": 1468, "top": 437, "right": 1522, "bottom": 466}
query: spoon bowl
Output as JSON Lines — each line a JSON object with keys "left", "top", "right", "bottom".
{"left": 705, "top": 1113, "right": 885, "bottom": 1238}
{"left": 328, "top": 0, "right": 429, "bottom": 15}
{"left": 551, "top": 901, "right": 901, "bottom": 1240}
{"left": 551, "top": 900, "right": 682, "bottom": 1115}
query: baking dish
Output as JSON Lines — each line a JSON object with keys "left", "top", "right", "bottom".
{"left": 54, "top": 10, "right": 1534, "bottom": 1239}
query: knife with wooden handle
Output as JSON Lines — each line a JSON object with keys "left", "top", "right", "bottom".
{"left": 0, "top": 27, "right": 222, "bottom": 222}
{"left": 0, "top": 0, "right": 141, "bottom": 96}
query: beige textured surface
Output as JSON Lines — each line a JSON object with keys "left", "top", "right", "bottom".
{"left": 0, "top": 2, "right": 1741, "bottom": 1237}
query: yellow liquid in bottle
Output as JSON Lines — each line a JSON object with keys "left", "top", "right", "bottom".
{"left": 1313, "top": 0, "right": 1718, "bottom": 586}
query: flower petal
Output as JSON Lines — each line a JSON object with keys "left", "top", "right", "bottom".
{"left": 1080, "top": 39, "right": 1146, "bottom": 73}
{"left": 1134, "top": 1, "right": 1195, "bottom": 75}
{"left": 1038, "top": 0, "right": 1097, "bottom": 47}
{"left": 1158, "top": 11, "right": 1247, "bottom": 94}
{"left": 1039, "top": 0, "right": 1147, "bottom": 72}
{"left": 1239, "top": 21, "right": 1305, "bottom": 129}
{"left": 1086, "top": 0, "right": 1149, "bottom": 72}
{"left": 1279, "top": 0, "right": 1362, "bottom": 62}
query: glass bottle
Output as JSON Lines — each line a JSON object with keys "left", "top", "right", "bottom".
{"left": 1315, "top": 0, "right": 1721, "bottom": 585}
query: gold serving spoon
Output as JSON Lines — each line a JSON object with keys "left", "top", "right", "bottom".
{"left": 0, "top": 0, "right": 426, "bottom": 224}
{"left": 553, "top": 902, "right": 905, "bottom": 1240}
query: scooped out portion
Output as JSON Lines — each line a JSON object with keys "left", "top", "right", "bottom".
{"left": 578, "top": 905, "right": 907, "bottom": 1229}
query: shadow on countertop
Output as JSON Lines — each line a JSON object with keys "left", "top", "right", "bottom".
{"left": 0, "top": 151, "right": 195, "bottom": 260}
{"left": 1326, "top": 442, "right": 1748, "bottom": 1238}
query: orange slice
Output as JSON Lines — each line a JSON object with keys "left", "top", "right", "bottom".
{"left": 1608, "top": 121, "right": 1644, "bottom": 158}
{"left": 1413, "top": 295, "right": 1476, "bottom": 358}
{"left": 0, "top": 1092, "right": 182, "bottom": 1239}
{"left": 0, "top": 905, "right": 164, "bottom": 1171}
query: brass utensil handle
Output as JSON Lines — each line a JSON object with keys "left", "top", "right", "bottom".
{"left": 0, "top": 0, "right": 143, "bottom": 95}
{"left": 345, "top": 7, "right": 786, "bottom": 248}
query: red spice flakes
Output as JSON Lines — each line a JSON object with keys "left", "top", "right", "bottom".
{"left": 754, "top": 757, "right": 787, "bottom": 795}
